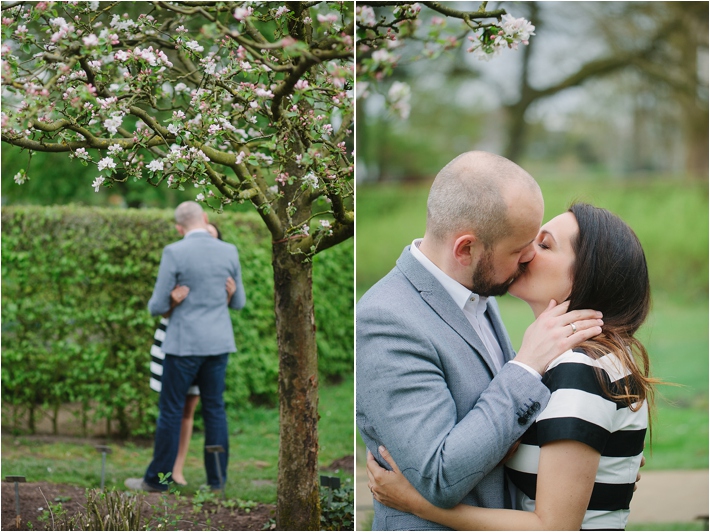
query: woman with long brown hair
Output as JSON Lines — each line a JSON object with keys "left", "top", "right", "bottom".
{"left": 367, "top": 203, "right": 657, "bottom": 530}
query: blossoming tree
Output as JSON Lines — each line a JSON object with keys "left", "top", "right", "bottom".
{"left": 1, "top": 1, "right": 353, "bottom": 529}
{"left": 356, "top": 1, "right": 535, "bottom": 119}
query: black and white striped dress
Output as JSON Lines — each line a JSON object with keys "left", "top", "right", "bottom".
{"left": 505, "top": 349, "right": 647, "bottom": 530}
{"left": 150, "top": 318, "right": 200, "bottom": 395}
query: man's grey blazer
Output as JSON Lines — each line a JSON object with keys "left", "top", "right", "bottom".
{"left": 356, "top": 246, "right": 551, "bottom": 530}
{"left": 148, "top": 231, "right": 246, "bottom": 356}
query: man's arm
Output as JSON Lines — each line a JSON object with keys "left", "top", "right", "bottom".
{"left": 147, "top": 248, "right": 178, "bottom": 316}
{"left": 357, "top": 306, "right": 550, "bottom": 509}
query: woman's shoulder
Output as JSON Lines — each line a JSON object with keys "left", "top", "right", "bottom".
{"left": 548, "top": 348, "right": 629, "bottom": 378}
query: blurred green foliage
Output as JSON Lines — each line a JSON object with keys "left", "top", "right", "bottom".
{"left": 1, "top": 145, "right": 255, "bottom": 211}
{"left": 356, "top": 177, "right": 708, "bottom": 303}
{"left": 2, "top": 206, "right": 353, "bottom": 437}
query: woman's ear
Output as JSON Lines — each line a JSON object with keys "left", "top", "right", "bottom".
{"left": 452, "top": 234, "right": 480, "bottom": 267}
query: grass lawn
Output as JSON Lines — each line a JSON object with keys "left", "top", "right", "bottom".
{"left": 1, "top": 377, "right": 354, "bottom": 503}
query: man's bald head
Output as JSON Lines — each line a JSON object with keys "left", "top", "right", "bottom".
{"left": 175, "top": 201, "right": 207, "bottom": 231}
{"left": 426, "top": 151, "right": 541, "bottom": 247}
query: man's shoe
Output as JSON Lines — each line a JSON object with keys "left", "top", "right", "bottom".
{"left": 124, "top": 477, "right": 162, "bottom": 492}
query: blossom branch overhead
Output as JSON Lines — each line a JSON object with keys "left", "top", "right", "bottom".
{"left": 2, "top": 1, "right": 354, "bottom": 256}
{"left": 355, "top": 2, "right": 534, "bottom": 119}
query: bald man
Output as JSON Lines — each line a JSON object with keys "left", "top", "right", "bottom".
{"left": 126, "top": 201, "right": 246, "bottom": 493}
{"left": 356, "top": 152, "right": 601, "bottom": 530}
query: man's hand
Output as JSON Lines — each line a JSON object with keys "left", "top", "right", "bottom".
{"left": 170, "top": 285, "right": 190, "bottom": 308}
{"left": 226, "top": 277, "right": 236, "bottom": 302}
{"left": 514, "top": 300, "right": 604, "bottom": 375}
{"left": 497, "top": 439, "right": 521, "bottom": 467}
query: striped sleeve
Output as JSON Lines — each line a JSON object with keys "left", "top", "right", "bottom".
{"left": 536, "top": 353, "right": 616, "bottom": 452}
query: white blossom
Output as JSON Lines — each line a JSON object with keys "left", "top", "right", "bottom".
{"left": 91, "top": 176, "right": 105, "bottom": 192}
{"left": 97, "top": 157, "right": 116, "bottom": 171}
{"left": 185, "top": 40, "right": 204, "bottom": 53}
{"left": 196, "top": 193, "right": 205, "bottom": 201}
{"left": 13, "top": 171, "right": 27, "bottom": 185}
{"left": 388, "top": 81, "right": 411, "bottom": 120}
{"left": 104, "top": 114, "right": 123, "bottom": 135}
{"left": 356, "top": 5, "right": 376, "bottom": 26}
{"left": 147, "top": 159, "right": 164, "bottom": 172}
{"left": 233, "top": 6, "right": 253, "bottom": 21}
{"left": 83, "top": 34, "right": 98, "bottom": 46}
{"left": 303, "top": 172, "right": 319, "bottom": 189}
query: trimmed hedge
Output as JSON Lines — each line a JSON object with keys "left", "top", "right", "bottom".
{"left": 1, "top": 206, "right": 354, "bottom": 437}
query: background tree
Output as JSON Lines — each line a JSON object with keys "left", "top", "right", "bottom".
{"left": 356, "top": 1, "right": 708, "bottom": 181}
{"left": 1, "top": 2, "right": 353, "bottom": 529}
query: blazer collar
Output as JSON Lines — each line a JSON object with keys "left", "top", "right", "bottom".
{"left": 396, "top": 246, "right": 503, "bottom": 376}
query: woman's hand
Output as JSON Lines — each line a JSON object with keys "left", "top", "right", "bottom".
{"left": 514, "top": 299, "right": 603, "bottom": 374}
{"left": 367, "top": 447, "right": 430, "bottom": 514}
{"left": 170, "top": 284, "right": 190, "bottom": 307}
{"left": 226, "top": 277, "right": 236, "bottom": 302}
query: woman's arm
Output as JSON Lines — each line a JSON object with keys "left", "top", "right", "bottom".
{"left": 368, "top": 443, "right": 599, "bottom": 531}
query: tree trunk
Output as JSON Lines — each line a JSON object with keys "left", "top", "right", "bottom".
{"left": 273, "top": 244, "right": 320, "bottom": 530}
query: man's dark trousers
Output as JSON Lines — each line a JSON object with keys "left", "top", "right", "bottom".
{"left": 143, "top": 353, "right": 229, "bottom": 490}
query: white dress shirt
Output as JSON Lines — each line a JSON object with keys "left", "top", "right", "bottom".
{"left": 410, "top": 239, "right": 539, "bottom": 378}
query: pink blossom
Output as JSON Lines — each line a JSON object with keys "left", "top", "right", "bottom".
{"left": 233, "top": 6, "right": 253, "bottom": 21}
{"left": 317, "top": 13, "right": 338, "bottom": 24}
{"left": 280, "top": 36, "right": 297, "bottom": 49}
{"left": 255, "top": 87, "right": 274, "bottom": 98}
{"left": 83, "top": 34, "right": 98, "bottom": 46}
{"left": 275, "top": 6, "right": 290, "bottom": 17}
{"left": 294, "top": 79, "right": 309, "bottom": 90}
{"left": 114, "top": 49, "right": 130, "bottom": 61}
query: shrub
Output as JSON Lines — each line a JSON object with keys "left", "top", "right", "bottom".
{"left": 1, "top": 206, "right": 353, "bottom": 437}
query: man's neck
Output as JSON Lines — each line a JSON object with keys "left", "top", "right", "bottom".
{"left": 418, "top": 237, "right": 471, "bottom": 289}
{"left": 183, "top": 227, "right": 209, "bottom": 238}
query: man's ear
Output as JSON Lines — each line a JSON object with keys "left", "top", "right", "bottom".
{"left": 452, "top": 234, "right": 480, "bottom": 267}
{"left": 175, "top": 224, "right": 185, "bottom": 236}
{"left": 202, "top": 212, "right": 209, "bottom": 224}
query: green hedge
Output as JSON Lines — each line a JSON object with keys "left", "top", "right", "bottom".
{"left": 1, "top": 206, "right": 353, "bottom": 437}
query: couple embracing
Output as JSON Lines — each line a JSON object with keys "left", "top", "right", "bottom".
{"left": 357, "top": 151, "right": 655, "bottom": 530}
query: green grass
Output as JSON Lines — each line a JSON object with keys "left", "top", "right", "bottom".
{"left": 1, "top": 377, "right": 354, "bottom": 503}
{"left": 356, "top": 179, "right": 708, "bottom": 470}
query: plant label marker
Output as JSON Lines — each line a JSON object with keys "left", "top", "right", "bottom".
{"left": 320, "top": 475, "right": 340, "bottom": 507}
{"left": 205, "top": 445, "right": 226, "bottom": 499}
{"left": 5, "top": 475, "right": 26, "bottom": 528}
{"left": 95, "top": 445, "right": 112, "bottom": 490}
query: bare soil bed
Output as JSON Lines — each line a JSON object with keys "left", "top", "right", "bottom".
{"left": 1, "top": 481, "right": 275, "bottom": 531}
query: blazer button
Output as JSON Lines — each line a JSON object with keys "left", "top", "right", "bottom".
{"left": 517, "top": 416, "right": 528, "bottom": 425}
{"left": 532, "top": 401, "right": 541, "bottom": 412}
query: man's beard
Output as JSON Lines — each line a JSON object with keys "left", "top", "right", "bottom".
{"left": 471, "top": 249, "right": 528, "bottom": 297}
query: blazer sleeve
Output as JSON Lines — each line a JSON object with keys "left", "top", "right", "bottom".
{"left": 228, "top": 246, "right": 246, "bottom": 310}
{"left": 357, "top": 305, "right": 550, "bottom": 509}
{"left": 147, "top": 247, "right": 177, "bottom": 316}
